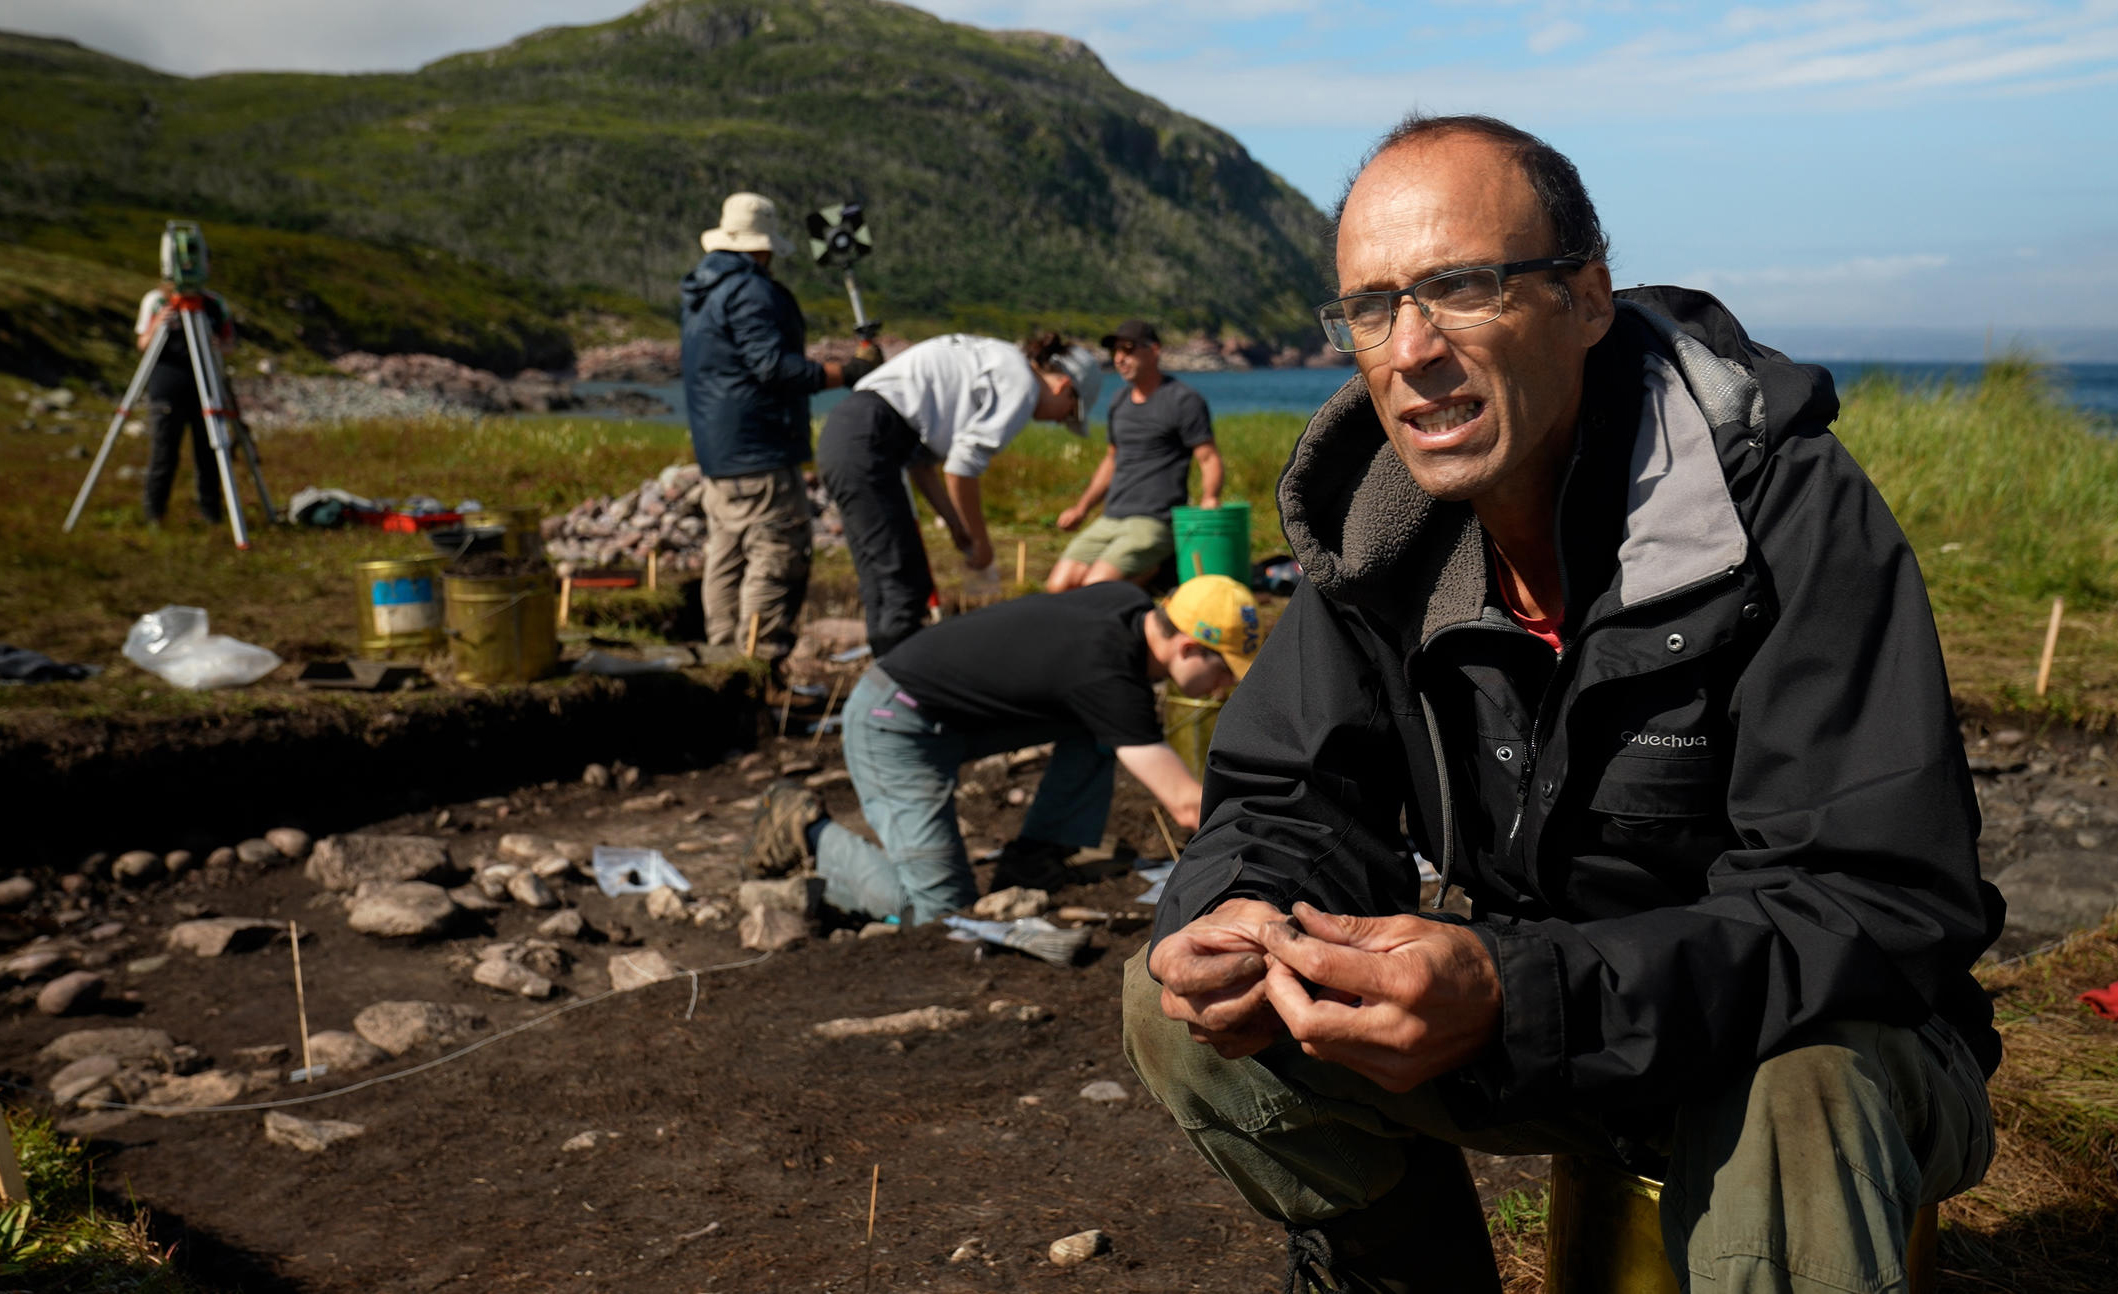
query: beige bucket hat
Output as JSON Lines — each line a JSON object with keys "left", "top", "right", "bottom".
{"left": 700, "top": 192, "right": 795, "bottom": 256}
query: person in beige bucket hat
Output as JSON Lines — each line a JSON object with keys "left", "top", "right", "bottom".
{"left": 681, "top": 190, "right": 878, "bottom": 673}
{"left": 699, "top": 192, "right": 796, "bottom": 257}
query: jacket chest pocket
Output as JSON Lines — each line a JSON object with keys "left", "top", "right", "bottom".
{"left": 1588, "top": 752, "right": 1723, "bottom": 825}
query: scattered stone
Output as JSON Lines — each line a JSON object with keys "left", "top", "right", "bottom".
{"left": 691, "top": 901, "right": 729, "bottom": 927}
{"left": 234, "top": 1043, "right": 292, "bottom": 1066}
{"left": 5, "top": 948, "right": 66, "bottom": 980}
{"left": 1992, "top": 728, "right": 2028, "bottom": 747}
{"left": 58, "top": 875, "right": 87, "bottom": 896}
{"left": 306, "top": 1030, "right": 389, "bottom": 1072}
{"left": 858, "top": 922, "right": 901, "bottom": 939}
{"left": 989, "top": 1000, "right": 1052, "bottom": 1023}
{"left": 644, "top": 886, "right": 689, "bottom": 922}
{"left": 778, "top": 758, "right": 820, "bottom": 777}
{"left": 582, "top": 763, "right": 612, "bottom": 788}
{"left": 347, "top": 882, "right": 457, "bottom": 938}
{"left": 736, "top": 876, "right": 823, "bottom": 918}
{"left": 608, "top": 949, "right": 679, "bottom": 991}
{"left": 126, "top": 955, "right": 169, "bottom": 975}
{"left": 141, "top": 1069, "right": 247, "bottom": 1113}
{"left": 561, "top": 1129, "right": 618, "bottom": 1152}
{"left": 86, "top": 921, "right": 126, "bottom": 941}
{"left": 949, "top": 1238, "right": 986, "bottom": 1264}
{"left": 1048, "top": 1230, "right": 1109, "bottom": 1267}
{"left": 553, "top": 839, "right": 593, "bottom": 866}
{"left": 623, "top": 790, "right": 678, "bottom": 812}
{"left": 78, "top": 852, "right": 110, "bottom": 879}
{"left": 804, "top": 768, "right": 851, "bottom": 790}
{"left": 497, "top": 833, "right": 552, "bottom": 862}
{"left": 971, "top": 887, "right": 1049, "bottom": 921}
{"left": 37, "top": 970, "right": 104, "bottom": 1016}
{"left": 1005, "top": 787, "right": 1029, "bottom": 807}
{"left": 163, "top": 849, "right": 196, "bottom": 877}
{"left": 1017, "top": 1094, "right": 1042, "bottom": 1106}
{"left": 236, "top": 838, "right": 281, "bottom": 865}
{"left": 166, "top": 917, "right": 283, "bottom": 957}
{"left": 206, "top": 846, "right": 238, "bottom": 869}
{"left": 739, "top": 906, "right": 808, "bottom": 952}
{"left": 353, "top": 1001, "right": 487, "bottom": 1056}
{"left": 266, "top": 828, "right": 313, "bottom": 860}
{"left": 506, "top": 870, "right": 557, "bottom": 908}
{"left": 613, "top": 762, "right": 642, "bottom": 793}
{"left": 0, "top": 876, "right": 36, "bottom": 909}
{"left": 264, "top": 1110, "right": 367, "bottom": 1152}
{"left": 1079, "top": 1080, "right": 1129, "bottom": 1104}
{"left": 811, "top": 1005, "right": 973, "bottom": 1040}
{"left": 308, "top": 834, "right": 457, "bottom": 892}
{"left": 473, "top": 958, "right": 555, "bottom": 998}
{"left": 449, "top": 884, "right": 501, "bottom": 911}
{"left": 538, "top": 909, "right": 586, "bottom": 939}
{"left": 531, "top": 854, "right": 574, "bottom": 879}
{"left": 1992, "top": 851, "right": 2118, "bottom": 956}
{"left": 112, "top": 850, "right": 163, "bottom": 886}
{"left": 474, "top": 863, "right": 521, "bottom": 900}
{"left": 50, "top": 1055, "right": 122, "bottom": 1106}
{"left": 38, "top": 1027, "right": 175, "bottom": 1065}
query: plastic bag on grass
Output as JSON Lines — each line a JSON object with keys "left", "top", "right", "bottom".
{"left": 122, "top": 605, "right": 282, "bottom": 690}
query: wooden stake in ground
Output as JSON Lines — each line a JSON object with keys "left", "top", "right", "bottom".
{"left": 0, "top": 1112, "right": 27, "bottom": 1206}
{"left": 778, "top": 690, "right": 795, "bottom": 739}
{"left": 744, "top": 611, "right": 762, "bottom": 657}
{"left": 1149, "top": 803, "right": 1183, "bottom": 865}
{"left": 810, "top": 672, "right": 848, "bottom": 751}
{"left": 1016, "top": 540, "right": 1027, "bottom": 585}
{"left": 647, "top": 550, "right": 659, "bottom": 592}
{"left": 290, "top": 920, "right": 316, "bottom": 1081}
{"left": 557, "top": 576, "right": 573, "bottom": 628}
{"left": 2037, "top": 596, "right": 2065, "bottom": 697}
{"left": 861, "top": 1163, "right": 881, "bottom": 1294}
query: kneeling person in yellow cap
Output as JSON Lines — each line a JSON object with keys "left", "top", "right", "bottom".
{"left": 745, "top": 575, "right": 1261, "bottom": 925}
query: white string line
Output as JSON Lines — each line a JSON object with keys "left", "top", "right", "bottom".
{"left": 13, "top": 950, "right": 770, "bottom": 1118}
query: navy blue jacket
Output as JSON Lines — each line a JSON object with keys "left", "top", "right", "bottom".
{"left": 679, "top": 251, "right": 826, "bottom": 477}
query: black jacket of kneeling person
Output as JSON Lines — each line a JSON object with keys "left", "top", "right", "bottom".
{"left": 1152, "top": 286, "right": 2005, "bottom": 1128}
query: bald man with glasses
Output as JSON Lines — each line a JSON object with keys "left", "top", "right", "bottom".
{"left": 1124, "top": 113, "right": 2002, "bottom": 1294}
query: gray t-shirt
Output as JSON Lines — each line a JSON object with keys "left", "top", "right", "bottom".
{"left": 1103, "top": 378, "right": 1213, "bottom": 520}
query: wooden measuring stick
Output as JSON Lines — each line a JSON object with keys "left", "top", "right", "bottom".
{"left": 810, "top": 672, "right": 848, "bottom": 750}
{"left": 648, "top": 550, "right": 659, "bottom": 591}
{"left": 1149, "top": 803, "right": 1183, "bottom": 865}
{"left": 745, "top": 611, "right": 762, "bottom": 657}
{"left": 2036, "top": 596, "right": 2065, "bottom": 697}
{"left": 1016, "top": 540, "right": 1027, "bottom": 585}
{"left": 860, "top": 1163, "right": 882, "bottom": 1294}
{"left": 290, "top": 920, "right": 315, "bottom": 1080}
{"left": 557, "top": 576, "right": 572, "bottom": 628}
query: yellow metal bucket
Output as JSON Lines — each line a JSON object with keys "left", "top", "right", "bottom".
{"left": 443, "top": 572, "right": 557, "bottom": 685}
{"left": 1164, "top": 693, "right": 1224, "bottom": 780}
{"left": 354, "top": 556, "right": 446, "bottom": 660}
{"left": 463, "top": 506, "right": 546, "bottom": 563}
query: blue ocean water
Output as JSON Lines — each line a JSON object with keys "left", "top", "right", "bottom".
{"left": 578, "top": 360, "right": 2118, "bottom": 427}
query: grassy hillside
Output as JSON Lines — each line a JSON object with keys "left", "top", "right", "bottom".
{"left": 0, "top": 0, "right": 1331, "bottom": 383}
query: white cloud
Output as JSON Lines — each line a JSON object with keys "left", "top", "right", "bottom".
{"left": 1528, "top": 19, "right": 1589, "bottom": 53}
{"left": 1683, "top": 253, "right": 1951, "bottom": 291}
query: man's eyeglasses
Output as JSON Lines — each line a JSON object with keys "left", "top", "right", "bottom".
{"left": 1315, "top": 257, "right": 1584, "bottom": 353}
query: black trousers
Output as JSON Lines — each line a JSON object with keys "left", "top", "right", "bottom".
{"left": 816, "top": 391, "right": 933, "bottom": 657}
{"left": 143, "top": 363, "right": 222, "bottom": 523}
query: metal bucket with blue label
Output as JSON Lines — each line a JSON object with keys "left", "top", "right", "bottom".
{"left": 355, "top": 556, "right": 446, "bottom": 660}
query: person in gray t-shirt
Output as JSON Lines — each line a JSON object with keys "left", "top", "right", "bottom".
{"left": 1047, "top": 320, "right": 1224, "bottom": 591}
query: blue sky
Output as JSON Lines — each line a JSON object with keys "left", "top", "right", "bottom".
{"left": 11, "top": 0, "right": 2118, "bottom": 352}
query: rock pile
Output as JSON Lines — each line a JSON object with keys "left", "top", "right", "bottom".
{"left": 541, "top": 465, "right": 847, "bottom": 577}
{"left": 575, "top": 340, "right": 681, "bottom": 383}
{"left": 333, "top": 352, "right": 577, "bottom": 414}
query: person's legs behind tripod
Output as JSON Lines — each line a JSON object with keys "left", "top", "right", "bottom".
{"left": 142, "top": 364, "right": 221, "bottom": 526}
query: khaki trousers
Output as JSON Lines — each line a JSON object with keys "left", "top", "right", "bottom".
{"left": 1121, "top": 948, "right": 1994, "bottom": 1292}
{"left": 701, "top": 467, "right": 811, "bottom": 660}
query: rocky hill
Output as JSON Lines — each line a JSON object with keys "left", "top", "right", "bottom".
{"left": 0, "top": 0, "right": 1331, "bottom": 383}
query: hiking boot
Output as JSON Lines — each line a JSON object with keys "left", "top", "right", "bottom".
{"left": 988, "top": 837, "right": 1074, "bottom": 893}
{"left": 745, "top": 780, "right": 823, "bottom": 878}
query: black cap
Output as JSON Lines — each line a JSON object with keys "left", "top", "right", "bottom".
{"left": 1100, "top": 319, "right": 1160, "bottom": 351}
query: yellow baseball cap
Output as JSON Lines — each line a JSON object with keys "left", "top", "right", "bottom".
{"left": 1163, "top": 574, "right": 1261, "bottom": 680}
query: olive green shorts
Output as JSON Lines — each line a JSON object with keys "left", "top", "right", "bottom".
{"left": 1059, "top": 514, "right": 1173, "bottom": 577}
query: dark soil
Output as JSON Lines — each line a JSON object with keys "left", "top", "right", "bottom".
{"left": 0, "top": 694, "right": 1545, "bottom": 1293}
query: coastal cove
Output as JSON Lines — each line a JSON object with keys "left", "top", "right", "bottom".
{"left": 579, "top": 361, "right": 2118, "bottom": 427}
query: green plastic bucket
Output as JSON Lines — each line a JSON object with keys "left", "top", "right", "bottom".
{"left": 1171, "top": 502, "right": 1250, "bottom": 582}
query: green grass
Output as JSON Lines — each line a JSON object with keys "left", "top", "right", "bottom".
{"left": 0, "top": 1107, "right": 213, "bottom": 1290}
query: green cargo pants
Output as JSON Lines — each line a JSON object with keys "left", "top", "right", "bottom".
{"left": 1122, "top": 948, "right": 1994, "bottom": 1293}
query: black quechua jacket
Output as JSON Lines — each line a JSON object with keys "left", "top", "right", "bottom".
{"left": 1152, "top": 287, "right": 2004, "bottom": 1125}
{"left": 679, "top": 249, "right": 828, "bottom": 478}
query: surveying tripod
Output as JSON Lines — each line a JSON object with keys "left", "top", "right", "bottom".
{"left": 63, "top": 294, "right": 277, "bottom": 549}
